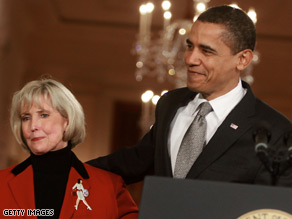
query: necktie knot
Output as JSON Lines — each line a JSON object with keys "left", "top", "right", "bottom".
{"left": 197, "top": 102, "right": 213, "bottom": 117}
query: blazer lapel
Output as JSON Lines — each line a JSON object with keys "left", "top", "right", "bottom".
{"left": 59, "top": 168, "right": 78, "bottom": 219}
{"left": 9, "top": 166, "right": 37, "bottom": 219}
{"left": 157, "top": 88, "right": 197, "bottom": 177}
{"left": 187, "top": 83, "right": 256, "bottom": 178}
{"left": 59, "top": 166, "right": 92, "bottom": 219}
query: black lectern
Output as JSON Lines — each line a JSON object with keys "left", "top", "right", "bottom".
{"left": 139, "top": 176, "right": 292, "bottom": 219}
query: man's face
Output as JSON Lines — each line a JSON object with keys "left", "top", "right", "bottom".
{"left": 184, "top": 21, "right": 242, "bottom": 100}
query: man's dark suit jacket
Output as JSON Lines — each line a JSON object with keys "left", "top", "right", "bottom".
{"left": 88, "top": 81, "right": 292, "bottom": 186}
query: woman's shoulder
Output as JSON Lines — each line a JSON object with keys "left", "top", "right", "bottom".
{"left": 0, "top": 165, "right": 17, "bottom": 182}
{"left": 0, "top": 165, "right": 16, "bottom": 174}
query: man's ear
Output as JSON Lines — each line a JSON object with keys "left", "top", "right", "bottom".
{"left": 236, "top": 49, "right": 253, "bottom": 71}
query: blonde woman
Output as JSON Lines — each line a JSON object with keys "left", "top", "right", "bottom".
{"left": 0, "top": 79, "right": 138, "bottom": 219}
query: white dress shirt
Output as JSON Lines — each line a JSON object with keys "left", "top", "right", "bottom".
{"left": 168, "top": 80, "right": 247, "bottom": 173}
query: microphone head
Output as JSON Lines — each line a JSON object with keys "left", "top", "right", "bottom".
{"left": 252, "top": 120, "right": 272, "bottom": 143}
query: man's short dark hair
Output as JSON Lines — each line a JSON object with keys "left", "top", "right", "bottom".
{"left": 198, "top": 5, "right": 256, "bottom": 54}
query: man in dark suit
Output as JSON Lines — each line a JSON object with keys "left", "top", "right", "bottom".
{"left": 88, "top": 6, "right": 292, "bottom": 186}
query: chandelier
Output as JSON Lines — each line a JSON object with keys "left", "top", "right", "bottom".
{"left": 133, "top": 1, "right": 260, "bottom": 133}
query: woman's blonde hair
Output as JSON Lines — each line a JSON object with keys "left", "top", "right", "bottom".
{"left": 10, "top": 79, "right": 85, "bottom": 151}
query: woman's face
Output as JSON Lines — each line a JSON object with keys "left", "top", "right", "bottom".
{"left": 21, "top": 95, "right": 68, "bottom": 155}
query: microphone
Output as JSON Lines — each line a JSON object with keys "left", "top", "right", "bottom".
{"left": 253, "top": 122, "right": 272, "bottom": 172}
{"left": 253, "top": 125, "right": 271, "bottom": 155}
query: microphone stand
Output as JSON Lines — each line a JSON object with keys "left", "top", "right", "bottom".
{"left": 254, "top": 128, "right": 292, "bottom": 186}
{"left": 270, "top": 161, "right": 280, "bottom": 186}
{"left": 258, "top": 147, "right": 289, "bottom": 186}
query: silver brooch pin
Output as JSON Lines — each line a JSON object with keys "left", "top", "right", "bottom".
{"left": 72, "top": 179, "right": 92, "bottom": 211}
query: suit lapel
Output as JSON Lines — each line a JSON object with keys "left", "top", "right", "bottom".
{"left": 187, "top": 83, "right": 256, "bottom": 178}
{"left": 59, "top": 166, "right": 92, "bottom": 219}
{"left": 158, "top": 88, "right": 197, "bottom": 176}
{"left": 59, "top": 168, "right": 78, "bottom": 219}
{"left": 8, "top": 166, "right": 37, "bottom": 219}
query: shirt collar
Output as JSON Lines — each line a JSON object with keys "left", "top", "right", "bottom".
{"left": 190, "top": 80, "right": 246, "bottom": 120}
{"left": 210, "top": 80, "right": 246, "bottom": 121}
